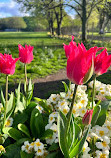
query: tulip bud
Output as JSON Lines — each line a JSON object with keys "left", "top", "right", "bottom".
{"left": 82, "top": 110, "right": 93, "bottom": 125}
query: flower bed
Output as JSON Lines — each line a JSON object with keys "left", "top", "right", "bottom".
{"left": 0, "top": 36, "right": 111, "bottom": 158}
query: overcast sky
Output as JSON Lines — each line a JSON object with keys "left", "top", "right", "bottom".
{"left": 0, "top": 0, "right": 29, "bottom": 18}
{"left": 0, "top": 0, "right": 75, "bottom": 19}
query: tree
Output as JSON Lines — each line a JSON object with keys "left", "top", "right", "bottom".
{"left": 7, "top": 17, "right": 27, "bottom": 31}
{"left": 97, "top": 1, "right": 111, "bottom": 33}
{"left": 64, "top": 0, "right": 104, "bottom": 41}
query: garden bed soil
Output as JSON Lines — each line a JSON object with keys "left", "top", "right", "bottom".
{"left": 7, "top": 68, "right": 69, "bottom": 99}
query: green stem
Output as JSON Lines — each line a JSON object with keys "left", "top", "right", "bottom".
{"left": 25, "top": 64, "right": 27, "bottom": 85}
{"left": 65, "top": 84, "right": 78, "bottom": 136}
{"left": 92, "top": 74, "right": 96, "bottom": 109}
{"left": 2, "top": 75, "right": 8, "bottom": 129}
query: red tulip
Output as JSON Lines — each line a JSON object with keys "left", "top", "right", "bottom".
{"left": 0, "top": 54, "right": 19, "bottom": 75}
{"left": 82, "top": 109, "right": 93, "bottom": 125}
{"left": 18, "top": 44, "right": 34, "bottom": 64}
{"left": 66, "top": 42, "right": 97, "bottom": 85}
{"left": 94, "top": 48, "right": 111, "bottom": 75}
{"left": 63, "top": 36, "right": 77, "bottom": 58}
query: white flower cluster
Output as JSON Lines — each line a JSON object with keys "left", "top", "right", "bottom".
{"left": 21, "top": 139, "right": 48, "bottom": 157}
{"left": 46, "top": 84, "right": 88, "bottom": 117}
{"left": 83, "top": 116, "right": 111, "bottom": 158}
{"left": 89, "top": 80, "right": 111, "bottom": 99}
{"left": 45, "top": 112, "right": 58, "bottom": 145}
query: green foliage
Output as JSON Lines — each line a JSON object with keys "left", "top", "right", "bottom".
{"left": 2, "top": 144, "right": 21, "bottom": 158}
{"left": 96, "top": 100, "right": 110, "bottom": 126}
{"left": 57, "top": 111, "right": 69, "bottom": 157}
{"left": 91, "top": 105, "right": 101, "bottom": 127}
{"left": 3, "top": 127, "right": 23, "bottom": 141}
{"left": 69, "top": 126, "right": 90, "bottom": 158}
{"left": 30, "top": 108, "right": 45, "bottom": 138}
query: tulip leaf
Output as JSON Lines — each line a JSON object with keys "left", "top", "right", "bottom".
{"left": 91, "top": 105, "right": 101, "bottom": 127}
{"left": 67, "top": 116, "right": 75, "bottom": 151}
{"left": 57, "top": 111, "right": 69, "bottom": 158}
{"left": 69, "top": 125, "right": 90, "bottom": 158}
{"left": 1, "top": 89, "right": 5, "bottom": 107}
{"left": 6, "top": 92, "right": 15, "bottom": 119}
{"left": 70, "top": 122, "right": 82, "bottom": 151}
{"left": 62, "top": 81, "right": 68, "bottom": 93}
{"left": 83, "top": 58, "right": 94, "bottom": 84}
{"left": 3, "top": 127, "right": 23, "bottom": 141}
{"left": 96, "top": 100, "right": 110, "bottom": 126}
{"left": 30, "top": 108, "right": 45, "bottom": 138}
{"left": 18, "top": 123, "right": 31, "bottom": 138}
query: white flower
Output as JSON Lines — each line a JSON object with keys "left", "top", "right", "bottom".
{"left": 34, "top": 139, "right": 44, "bottom": 151}
{"left": 21, "top": 141, "right": 30, "bottom": 153}
{"left": 49, "top": 115, "right": 55, "bottom": 124}
{"left": 50, "top": 123, "right": 57, "bottom": 133}
{"left": 5, "top": 117, "right": 13, "bottom": 127}
{"left": 78, "top": 107, "right": 87, "bottom": 117}
{"left": 49, "top": 94, "right": 60, "bottom": 104}
{"left": 96, "top": 136, "right": 110, "bottom": 150}
{"left": 35, "top": 148, "right": 44, "bottom": 156}
{"left": 96, "top": 150, "right": 109, "bottom": 158}
{"left": 96, "top": 126, "right": 109, "bottom": 138}
{"left": 61, "top": 105, "right": 70, "bottom": 115}
{"left": 57, "top": 100, "right": 68, "bottom": 109}
{"left": 82, "top": 141, "right": 90, "bottom": 154}
{"left": 45, "top": 123, "right": 52, "bottom": 130}
{"left": 36, "top": 105, "right": 43, "bottom": 113}
{"left": 46, "top": 133, "right": 56, "bottom": 145}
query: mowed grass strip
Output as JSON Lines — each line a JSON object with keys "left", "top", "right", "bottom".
{"left": 0, "top": 32, "right": 69, "bottom": 84}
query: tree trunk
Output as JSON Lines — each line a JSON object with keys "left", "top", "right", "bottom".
{"left": 57, "top": 22, "right": 61, "bottom": 35}
{"left": 82, "top": 0, "right": 87, "bottom": 41}
{"left": 51, "top": 20, "right": 54, "bottom": 35}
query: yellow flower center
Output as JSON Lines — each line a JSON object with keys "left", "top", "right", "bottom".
{"left": 53, "top": 98, "right": 56, "bottom": 101}
{"left": 0, "top": 145, "right": 5, "bottom": 152}
{"left": 63, "top": 109, "right": 68, "bottom": 114}
{"left": 61, "top": 102, "right": 64, "bottom": 106}
{"left": 79, "top": 106, "right": 82, "bottom": 109}
{"left": 38, "top": 149, "right": 42, "bottom": 153}
{"left": 99, "top": 131, "right": 104, "bottom": 137}
{"left": 107, "top": 125, "right": 111, "bottom": 130}
{"left": 72, "top": 109, "right": 76, "bottom": 114}
{"left": 83, "top": 147, "right": 86, "bottom": 152}
{"left": 5, "top": 120, "right": 11, "bottom": 127}
{"left": 81, "top": 100, "right": 85, "bottom": 104}
{"left": 101, "top": 92, "right": 105, "bottom": 94}
{"left": 25, "top": 145, "right": 29, "bottom": 150}
{"left": 100, "top": 154, "right": 107, "bottom": 158}
{"left": 35, "top": 142, "right": 41, "bottom": 147}
{"left": 31, "top": 142, "right": 35, "bottom": 146}
{"left": 50, "top": 117, "right": 54, "bottom": 121}
{"left": 82, "top": 110, "right": 85, "bottom": 114}
{"left": 102, "top": 141, "right": 107, "bottom": 147}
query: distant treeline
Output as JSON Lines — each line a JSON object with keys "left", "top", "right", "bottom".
{"left": 0, "top": 16, "right": 48, "bottom": 32}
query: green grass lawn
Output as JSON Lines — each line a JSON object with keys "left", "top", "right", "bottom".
{"left": 0, "top": 31, "right": 111, "bottom": 86}
{"left": 0, "top": 32, "right": 70, "bottom": 84}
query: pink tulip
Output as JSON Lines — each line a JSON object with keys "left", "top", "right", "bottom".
{"left": 18, "top": 44, "right": 34, "bottom": 64}
{"left": 82, "top": 109, "right": 93, "bottom": 125}
{"left": 63, "top": 36, "right": 77, "bottom": 58}
{"left": 66, "top": 42, "right": 97, "bottom": 85}
{"left": 0, "top": 54, "right": 19, "bottom": 75}
{"left": 94, "top": 48, "right": 111, "bottom": 75}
